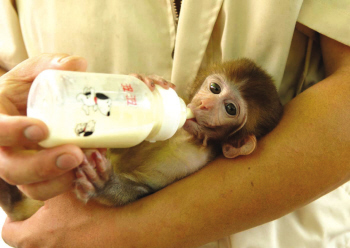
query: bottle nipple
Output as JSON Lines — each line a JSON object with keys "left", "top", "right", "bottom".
{"left": 186, "top": 108, "right": 194, "bottom": 119}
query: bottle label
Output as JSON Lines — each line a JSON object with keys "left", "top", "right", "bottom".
{"left": 74, "top": 83, "right": 140, "bottom": 138}
{"left": 75, "top": 120, "right": 96, "bottom": 137}
{"left": 77, "top": 87, "right": 112, "bottom": 116}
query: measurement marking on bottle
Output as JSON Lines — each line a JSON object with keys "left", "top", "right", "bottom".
{"left": 122, "top": 84, "right": 134, "bottom": 92}
{"left": 126, "top": 95, "right": 137, "bottom": 106}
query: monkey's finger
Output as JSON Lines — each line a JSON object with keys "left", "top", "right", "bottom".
{"left": 129, "top": 73, "right": 176, "bottom": 91}
{"left": 129, "top": 73, "right": 144, "bottom": 81}
{"left": 17, "top": 171, "right": 76, "bottom": 201}
{"left": 75, "top": 166, "right": 96, "bottom": 202}
{"left": 0, "top": 144, "right": 83, "bottom": 186}
{"left": 75, "top": 183, "right": 91, "bottom": 203}
{"left": 143, "top": 77, "right": 157, "bottom": 91}
{"left": 97, "top": 148, "right": 107, "bottom": 156}
{"left": 0, "top": 114, "right": 48, "bottom": 147}
{"left": 129, "top": 73, "right": 156, "bottom": 91}
{"left": 94, "top": 152, "right": 110, "bottom": 181}
{"left": 80, "top": 150, "right": 108, "bottom": 188}
{"left": 147, "top": 75, "right": 175, "bottom": 90}
{"left": 86, "top": 150, "right": 111, "bottom": 182}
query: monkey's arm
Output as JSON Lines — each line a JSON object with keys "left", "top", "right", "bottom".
{"left": 75, "top": 130, "right": 214, "bottom": 206}
{"left": 3, "top": 35, "right": 350, "bottom": 248}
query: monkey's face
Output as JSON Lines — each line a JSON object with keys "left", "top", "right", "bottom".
{"left": 184, "top": 74, "right": 247, "bottom": 143}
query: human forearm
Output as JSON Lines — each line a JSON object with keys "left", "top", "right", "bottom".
{"left": 104, "top": 69, "right": 350, "bottom": 248}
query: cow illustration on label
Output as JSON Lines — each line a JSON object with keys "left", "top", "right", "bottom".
{"left": 77, "top": 87, "right": 111, "bottom": 116}
{"left": 75, "top": 120, "right": 96, "bottom": 137}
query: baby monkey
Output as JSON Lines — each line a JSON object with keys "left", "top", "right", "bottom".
{"left": 0, "top": 58, "right": 283, "bottom": 220}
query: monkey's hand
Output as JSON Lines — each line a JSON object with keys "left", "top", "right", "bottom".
{"left": 129, "top": 74, "right": 176, "bottom": 91}
{"left": 74, "top": 149, "right": 111, "bottom": 203}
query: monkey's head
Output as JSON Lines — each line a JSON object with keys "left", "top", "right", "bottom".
{"left": 184, "top": 58, "right": 283, "bottom": 159}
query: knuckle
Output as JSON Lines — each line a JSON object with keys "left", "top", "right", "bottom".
{"left": 0, "top": 118, "right": 15, "bottom": 146}
{"left": 129, "top": 73, "right": 144, "bottom": 81}
{"left": 149, "top": 74, "right": 162, "bottom": 81}
{"left": 159, "top": 78, "right": 168, "bottom": 83}
{"left": 143, "top": 76, "right": 152, "bottom": 83}
{"left": 34, "top": 164, "right": 54, "bottom": 180}
{"left": 32, "top": 155, "right": 55, "bottom": 180}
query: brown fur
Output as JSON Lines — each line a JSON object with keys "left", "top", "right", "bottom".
{"left": 0, "top": 179, "right": 43, "bottom": 221}
{"left": 188, "top": 58, "right": 283, "bottom": 148}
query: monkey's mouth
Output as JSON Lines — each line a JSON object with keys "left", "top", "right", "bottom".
{"left": 187, "top": 118, "right": 197, "bottom": 123}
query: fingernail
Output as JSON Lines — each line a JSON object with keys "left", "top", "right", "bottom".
{"left": 150, "top": 81, "right": 155, "bottom": 87}
{"left": 56, "top": 55, "right": 71, "bottom": 63}
{"left": 81, "top": 156, "right": 89, "bottom": 166}
{"left": 98, "top": 148, "right": 107, "bottom": 156}
{"left": 56, "top": 154, "right": 80, "bottom": 170}
{"left": 93, "top": 151, "right": 103, "bottom": 162}
{"left": 24, "top": 125, "right": 46, "bottom": 141}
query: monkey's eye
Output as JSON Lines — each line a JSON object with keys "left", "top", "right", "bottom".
{"left": 210, "top": 83, "right": 221, "bottom": 94}
{"left": 225, "top": 103, "right": 237, "bottom": 116}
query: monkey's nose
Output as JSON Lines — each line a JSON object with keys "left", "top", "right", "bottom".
{"left": 199, "top": 105, "right": 208, "bottom": 110}
{"left": 200, "top": 99, "right": 214, "bottom": 110}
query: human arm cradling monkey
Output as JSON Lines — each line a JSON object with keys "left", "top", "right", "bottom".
{"left": 2, "top": 36, "right": 350, "bottom": 248}
{"left": 0, "top": 59, "right": 283, "bottom": 217}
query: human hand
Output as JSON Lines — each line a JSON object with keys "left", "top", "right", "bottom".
{"left": 0, "top": 54, "right": 87, "bottom": 200}
{"left": 2, "top": 192, "right": 116, "bottom": 248}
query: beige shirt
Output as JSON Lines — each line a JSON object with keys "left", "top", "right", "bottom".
{"left": 1, "top": 0, "right": 349, "bottom": 102}
{"left": 1, "top": 0, "right": 350, "bottom": 247}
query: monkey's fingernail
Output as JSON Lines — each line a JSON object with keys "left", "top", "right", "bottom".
{"left": 81, "top": 156, "right": 89, "bottom": 166}
{"left": 94, "top": 151, "right": 103, "bottom": 161}
{"left": 150, "top": 81, "right": 155, "bottom": 87}
{"left": 24, "top": 125, "right": 46, "bottom": 141}
{"left": 56, "top": 154, "right": 80, "bottom": 170}
{"left": 92, "top": 151, "right": 103, "bottom": 165}
{"left": 98, "top": 148, "right": 107, "bottom": 156}
{"left": 76, "top": 168, "right": 85, "bottom": 178}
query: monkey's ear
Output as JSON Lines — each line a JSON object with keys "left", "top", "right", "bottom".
{"left": 222, "top": 135, "right": 257, "bottom": 159}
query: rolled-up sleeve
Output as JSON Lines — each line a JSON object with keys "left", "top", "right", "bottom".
{"left": 0, "top": 0, "right": 28, "bottom": 70}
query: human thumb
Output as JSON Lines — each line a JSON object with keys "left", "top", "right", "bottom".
{"left": 2, "top": 53, "right": 87, "bottom": 82}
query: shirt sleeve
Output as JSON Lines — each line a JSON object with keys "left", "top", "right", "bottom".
{"left": 298, "top": 0, "right": 350, "bottom": 46}
{"left": 0, "top": 0, "right": 28, "bottom": 70}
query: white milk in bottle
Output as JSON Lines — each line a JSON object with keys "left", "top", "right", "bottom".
{"left": 27, "top": 70, "right": 194, "bottom": 148}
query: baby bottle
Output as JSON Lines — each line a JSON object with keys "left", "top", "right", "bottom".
{"left": 27, "top": 70, "right": 194, "bottom": 148}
